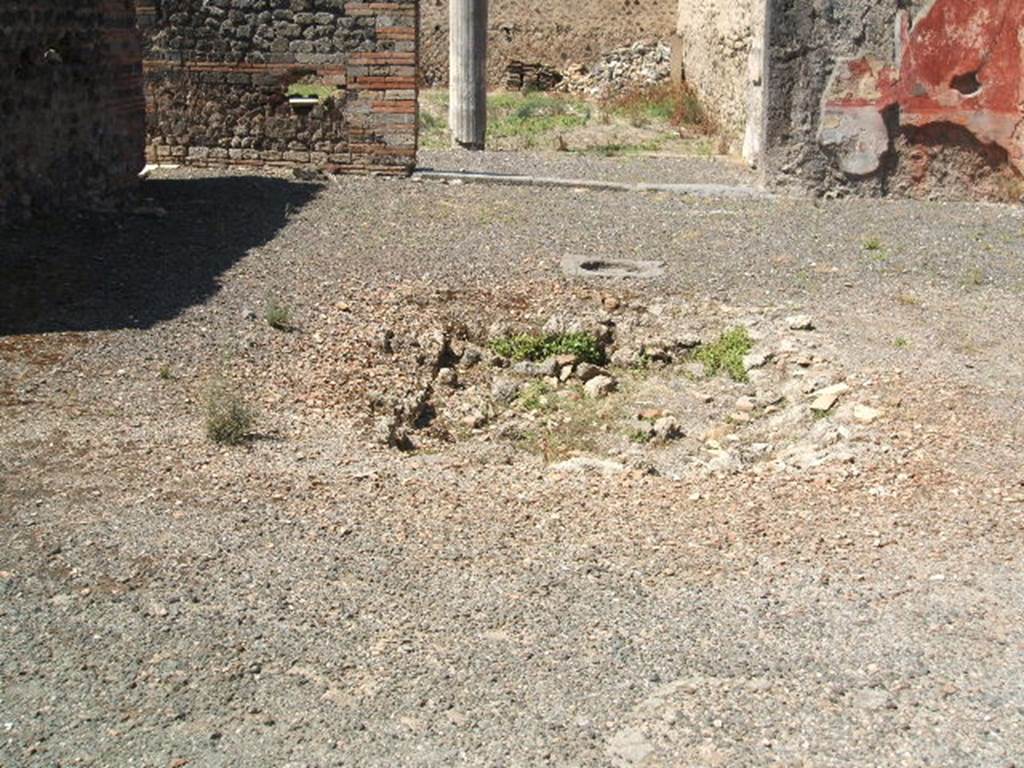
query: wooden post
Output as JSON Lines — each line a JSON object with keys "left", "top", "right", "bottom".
{"left": 449, "top": 0, "right": 488, "bottom": 150}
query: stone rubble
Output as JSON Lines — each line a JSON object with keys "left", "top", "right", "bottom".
{"left": 853, "top": 404, "right": 883, "bottom": 424}
{"left": 362, "top": 295, "right": 889, "bottom": 483}
{"left": 584, "top": 375, "right": 618, "bottom": 399}
{"left": 550, "top": 457, "right": 627, "bottom": 475}
{"left": 786, "top": 314, "right": 816, "bottom": 331}
{"left": 653, "top": 416, "right": 683, "bottom": 442}
{"left": 560, "top": 41, "right": 672, "bottom": 100}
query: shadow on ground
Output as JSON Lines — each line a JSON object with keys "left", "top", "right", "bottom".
{"left": 0, "top": 175, "right": 321, "bottom": 335}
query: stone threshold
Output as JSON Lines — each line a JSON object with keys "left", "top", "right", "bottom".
{"left": 411, "top": 169, "right": 769, "bottom": 198}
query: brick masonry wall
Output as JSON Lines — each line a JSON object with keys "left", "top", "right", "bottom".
{"left": 0, "top": 0, "right": 146, "bottom": 222}
{"left": 139, "top": 0, "right": 418, "bottom": 175}
{"left": 420, "top": 0, "right": 677, "bottom": 87}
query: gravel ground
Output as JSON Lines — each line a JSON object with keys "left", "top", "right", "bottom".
{"left": 418, "top": 149, "right": 757, "bottom": 188}
{"left": 1, "top": 164, "right": 1023, "bottom": 767}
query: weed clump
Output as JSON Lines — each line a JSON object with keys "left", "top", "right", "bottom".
{"left": 963, "top": 267, "right": 986, "bottom": 287}
{"left": 629, "top": 428, "right": 653, "bottom": 444}
{"left": 205, "top": 384, "right": 254, "bottom": 445}
{"left": 604, "top": 82, "right": 715, "bottom": 135}
{"left": 518, "top": 381, "right": 556, "bottom": 412}
{"left": 695, "top": 327, "right": 753, "bottom": 383}
{"left": 265, "top": 297, "right": 292, "bottom": 331}
{"left": 490, "top": 332, "right": 604, "bottom": 364}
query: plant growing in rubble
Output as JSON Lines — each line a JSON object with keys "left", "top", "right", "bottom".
{"left": 204, "top": 381, "right": 255, "bottom": 446}
{"left": 863, "top": 237, "right": 886, "bottom": 261}
{"left": 518, "top": 381, "right": 556, "bottom": 412}
{"left": 694, "top": 327, "right": 753, "bottom": 383}
{"left": 489, "top": 332, "right": 604, "bottom": 365}
{"left": 628, "top": 427, "right": 653, "bottom": 444}
{"left": 264, "top": 297, "right": 292, "bottom": 331}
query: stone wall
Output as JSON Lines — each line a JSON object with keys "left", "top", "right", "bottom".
{"left": 420, "top": 0, "right": 677, "bottom": 87}
{"left": 675, "top": 0, "right": 764, "bottom": 160}
{"left": 763, "top": 0, "right": 1024, "bottom": 198}
{"left": 0, "top": 0, "right": 146, "bottom": 223}
{"left": 139, "top": 0, "right": 417, "bottom": 174}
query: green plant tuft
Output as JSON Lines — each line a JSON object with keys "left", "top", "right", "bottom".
{"left": 265, "top": 298, "right": 292, "bottom": 331}
{"left": 489, "top": 332, "right": 604, "bottom": 365}
{"left": 205, "top": 384, "right": 255, "bottom": 445}
{"left": 629, "top": 428, "right": 653, "bottom": 444}
{"left": 286, "top": 82, "right": 339, "bottom": 101}
{"left": 518, "top": 381, "right": 556, "bottom": 412}
{"left": 694, "top": 327, "right": 753, "bottom": 383}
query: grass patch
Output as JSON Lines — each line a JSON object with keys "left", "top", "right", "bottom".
{"left": 604, "top": 82, "right": 715, "bottom": 134}
{"left": 863, "top": 237, "right": 887, "bottom": 261}
{"left": 204, "top": 383, "right": 254, "bottom": 445}
{"left": 264, "top": 297, "right": 292, "bottom": 331}
{"left": 158, "top": 364, "right": 173, "bottom": 381}
{"left": 490, "top": 332, "right": 604, "bottom": 364}
{"left": 518, "top": 381, "right": 556, "bottom": 412}
{"left": 417, "top": 91, "right": 450, "bottom": 148}
{"left": 416, "top": 86, "right": 719, "bottom": 154}
{"left": 418, "top": 90, "right": 590, "bottom": 149}
{"left": 628, "top": 428, "right": 653, "bottom": 444}
{"left": 694, "top": 327, "right": 753, "bottom": 383}
{"left": 419, "top": 109, "right": 445, "bottom": 137}
{"left": 582, "top": 137, "right": 669, "bottom": 157}
{"left": 894, "top": 337, "right": 909, "bottom": 349}
{"left": 286, "top": 83, "right": 340, "bottom": 101}
{"left": 487, "top": 92, "right": 591, "bottom": 146}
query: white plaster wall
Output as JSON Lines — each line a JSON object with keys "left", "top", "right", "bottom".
{"left": 676, "top": 0, "right": 765, "bottom": 163}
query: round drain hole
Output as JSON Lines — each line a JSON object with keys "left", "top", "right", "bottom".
{"left": 579, "top": 260, "right": 643, "bottom": 274}
{"left": 561, "top": 254, "right": 665, "bottom": 279}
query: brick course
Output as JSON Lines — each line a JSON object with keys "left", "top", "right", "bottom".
{"left": 140, "top": 0, "right": 419, "bottom": 175}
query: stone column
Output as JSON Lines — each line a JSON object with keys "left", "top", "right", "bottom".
{"left": 449, "top": 0, "right": 488, "bottom": 150}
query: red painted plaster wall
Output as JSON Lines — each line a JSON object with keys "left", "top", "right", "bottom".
{"left": 819, "top": 0, "right": 1023, "bottom": 182}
